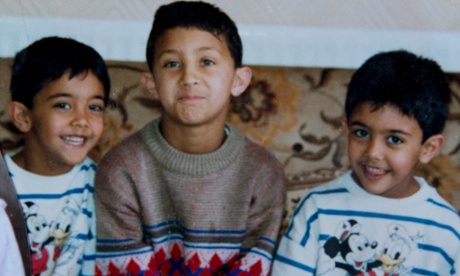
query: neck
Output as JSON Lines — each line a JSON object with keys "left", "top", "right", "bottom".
{"left": 12, "top": 149, "right": 72, "bottom": 176}
{"left": 160, "top": 118, "right": 227, "bottom": 154}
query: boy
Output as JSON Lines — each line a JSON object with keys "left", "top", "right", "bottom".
{"left": 94, "top": 1, "right": 285, "bottom": 275}
{"left": 6, "top": 36, "right": 110, "bottom": 275}
{"left": 272, "top": 50, "right": 460, "bottom": 275}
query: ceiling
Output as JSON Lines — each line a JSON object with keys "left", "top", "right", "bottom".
{"left": 2, "top": 0, "right": 460, "bottom": 71}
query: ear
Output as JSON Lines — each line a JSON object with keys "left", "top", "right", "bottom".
{"left": 141, "top": 72, "right": 159, "bottom": 100}
{"left": 8, "top": 101, "right": 32, "bottom": 133}
{"left": 419, "top": 134, "right": 444, "bottom": 164}
{"left": 230, "top": 66, "right": 252, "bottom": 97}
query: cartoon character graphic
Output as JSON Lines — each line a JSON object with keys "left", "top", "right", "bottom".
{"left": 375, "top": 223, "right": 419, "bottom": 275}
{"left": 23, "top": 196, "right": 83, "bottom": 275}
{"left": 23, "top": 201, "right": 53, "bottom": 275}
{"left": 49, "top": 196, "right": 80, "bottom": 248}
{"left": 321, "top": 219, "right": 382, "bottom": 275}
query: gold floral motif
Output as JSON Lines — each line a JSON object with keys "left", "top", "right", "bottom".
{"left": 228, "top": 67, "right": 298, "bottom": 145}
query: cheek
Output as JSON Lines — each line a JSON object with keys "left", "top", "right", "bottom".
{"left": 388, "top": 152, "right": 418, "bottom": 171}
{"left": 33, "top": 117, "right": 57, "bottom": 137}
{"left": 347, "top": 140, "right": 362, "bottom": 161}
{"left": 91, "top": 117, "right": 105, "bottom": 137}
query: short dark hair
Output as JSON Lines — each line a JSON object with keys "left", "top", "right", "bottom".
{"left": 10, "top": 36, "right": 111, "bottom": 108}
{"left": 145, "top": 1, "right": 243, "bottom": 71}
{"left": 345, "top": 50, "right": 451, "bottom": 142}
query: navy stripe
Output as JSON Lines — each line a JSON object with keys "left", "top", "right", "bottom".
{"left": 300, "top": 209, "right": 460, "bottom": 242}
{"left": 144, "top": 220, "right": 246, "bottom": 235}
{"left": 286, "top": 188, "right": 348, "bottom": 236}
{"left": 299, "top": 211, "right": 319, "bottom": 246}
{"left": 247, "top": 248, "right": 272, "bottom": 261}
{"left": 426, "top": 198, "right": 459, "bottom": 215}
{"left": 18, "top": 183, "right": 94, "bottom": 200}
{"left": 97, "top": 238, "right": 134, "bottom": 244}
{"left": 275, "top": 254, "right": 315, "bottom": 273}
{"left": 96, "top": 247, "right": 153, "bottom": 258}
{"left": 75, "top": 233, "right": 92, "bottom": 240}
{"left": 83, "top": 254, "right": 96, "bottom": 261}
{"left": 418, "top": 243, "right": 455, "bottom": 269}
{"left": 260, "top": 236, "right": 276, "bottom": 245}
{"left": 80, "top": 163, "right": 97, "bottom": 171}
{"left": 410, "top": 267, "right": 438, "bottom": 276}
{"left": 82, "top": 208, "right": 93, "bottom": 218}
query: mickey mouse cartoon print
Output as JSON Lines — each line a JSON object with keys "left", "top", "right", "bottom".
{"left": 321, "top": 219, "right": 382, "bottom": 275}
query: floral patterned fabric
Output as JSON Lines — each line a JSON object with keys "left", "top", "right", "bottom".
{"left": 1, "top": 59, "right": 459, "bottom": 231}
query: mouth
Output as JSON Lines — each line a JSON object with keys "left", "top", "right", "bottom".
{"left": 362, "top": 165, "right": 387, "bottom": 180}
{"left": 178, "top": 94, "right": 205, "bottom": 103}
{"left": 61, "top": 135, "right": 86, "bottom": 146}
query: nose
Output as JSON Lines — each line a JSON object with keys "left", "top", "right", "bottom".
{"left": 71, "top": 107, "right": 89, "bottom": 128}
{"left": 366, "top": 138, "right": 384, "bottom": 160}
{"left": 180, "top": 63, "right": 199, "bottom": 86}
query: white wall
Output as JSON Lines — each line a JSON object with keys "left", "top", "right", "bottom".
{"left": 2, "top": 0, "right": 460, "bottom": 71}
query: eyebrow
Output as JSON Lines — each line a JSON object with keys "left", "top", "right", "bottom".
{"left": 47, "top": 92, "right": 106, "bottom": 102}
{"left": 197, "top": 46, "right": 223, "bottom": 55}
{"left": 157, "top": 46, "right": 223, "bottom": 58}
{"left": 349, "top": 121, "right": 411, "bottom": 136}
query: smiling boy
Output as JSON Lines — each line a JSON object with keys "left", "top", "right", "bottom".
{"left": 94, "top": 1, "right": 286, "bottom": 275}
{"left": 272, "top": 50, "right": 460, "bottom": 275}
{"left": 5, "top": 36, "right": 110, "bottom": 275}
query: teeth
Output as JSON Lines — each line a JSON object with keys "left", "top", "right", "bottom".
{"left": 365, "top": 166, "right": 384, "bottom": 174}
{"left": 62, "top": 136, "right": 85, "bottom": 146}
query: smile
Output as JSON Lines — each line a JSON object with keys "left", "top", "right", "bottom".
{"left": 362, "top": 165, "right": 387, "bottom": 179}
{"left": 62, "top": 136, "right": 86, "bottom": 146}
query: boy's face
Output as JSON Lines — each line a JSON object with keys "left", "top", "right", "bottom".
{"left": 148, "top": 27, "right": 250, "bottom": 128}
{"left": 345, "top": 102, "right": 440, "bottom": 198}
{"left": 20, "top": 71, "right": 105, "bottom": 174}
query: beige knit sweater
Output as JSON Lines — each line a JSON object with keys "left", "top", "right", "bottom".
{"left": 94, "top": 118, "right": 286, "bottom": 275}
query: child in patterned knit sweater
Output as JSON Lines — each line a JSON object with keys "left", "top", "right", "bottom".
{"left": 94, "top": 1, "right": 286, "bottom": 275}
{"left": 272, "top": 50, "right": 460, "bottom": 275}
{"left": 5, "top": 36, "right": 111, "bottom": 275}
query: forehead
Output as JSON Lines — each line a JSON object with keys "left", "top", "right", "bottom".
{"left": 349, "top": 102, "right": 423, "bottom": 134}
{"left": 154, "top": 27, "right": 230, "bottom": 56}
{"left": 35, "top": 71, "right": 105, "bottom": 100}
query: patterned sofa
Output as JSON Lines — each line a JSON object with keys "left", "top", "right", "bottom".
{"left": 1, "top": 59, "right": 459, "bottom": 234}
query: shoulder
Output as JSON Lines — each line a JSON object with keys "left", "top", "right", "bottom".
{"left": 308, "top": 171, "right": 352, "bottom": 193}
{"left": 231, "top": 129, "right": 281, "bottom": 165}
{"left": 298, "top": 172, "right": 354, "bottom": 205}
{"left": 99, "top": 130, "right": 145, "bottom": 163}
{"left": 416, "top": 176, "right": 460, "bottom": 219}
{"left": 242, "top": 136, "right": 285, "bottom": 179}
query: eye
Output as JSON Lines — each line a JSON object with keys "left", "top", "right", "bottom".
{"left": 201, "top": 59, "right": 214, "bottom": 66}
{"left": 353, "top": 129, "right": 369, "bottom": 139}
{"left": 55, "top": 103, "right": 71, "bottom": 109}
{"left": 164, "top": 60, "right": 180, "bottom": 68}
{"left": 89, "top": 104, "right": 105, "bottom": 112}
{"left": 387, "top": 136, "right": 402, "bottom": 144}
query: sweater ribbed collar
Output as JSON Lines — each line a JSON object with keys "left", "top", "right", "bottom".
{"left": 141, "top": 118, "right": 244, "bottom": 177}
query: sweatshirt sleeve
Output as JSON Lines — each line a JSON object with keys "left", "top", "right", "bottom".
{"left": 271, "top": 191, "right": 323, "bottom": 276}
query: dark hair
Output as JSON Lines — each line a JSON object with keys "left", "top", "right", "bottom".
{"left": 345, "top": 50, "right": 451, "bottom": 142}
{"left": 10, "top": 36, "right": 111, "bottom": 108}
{"left": 145, "top": 1, "right": 243, "bottom": 71}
